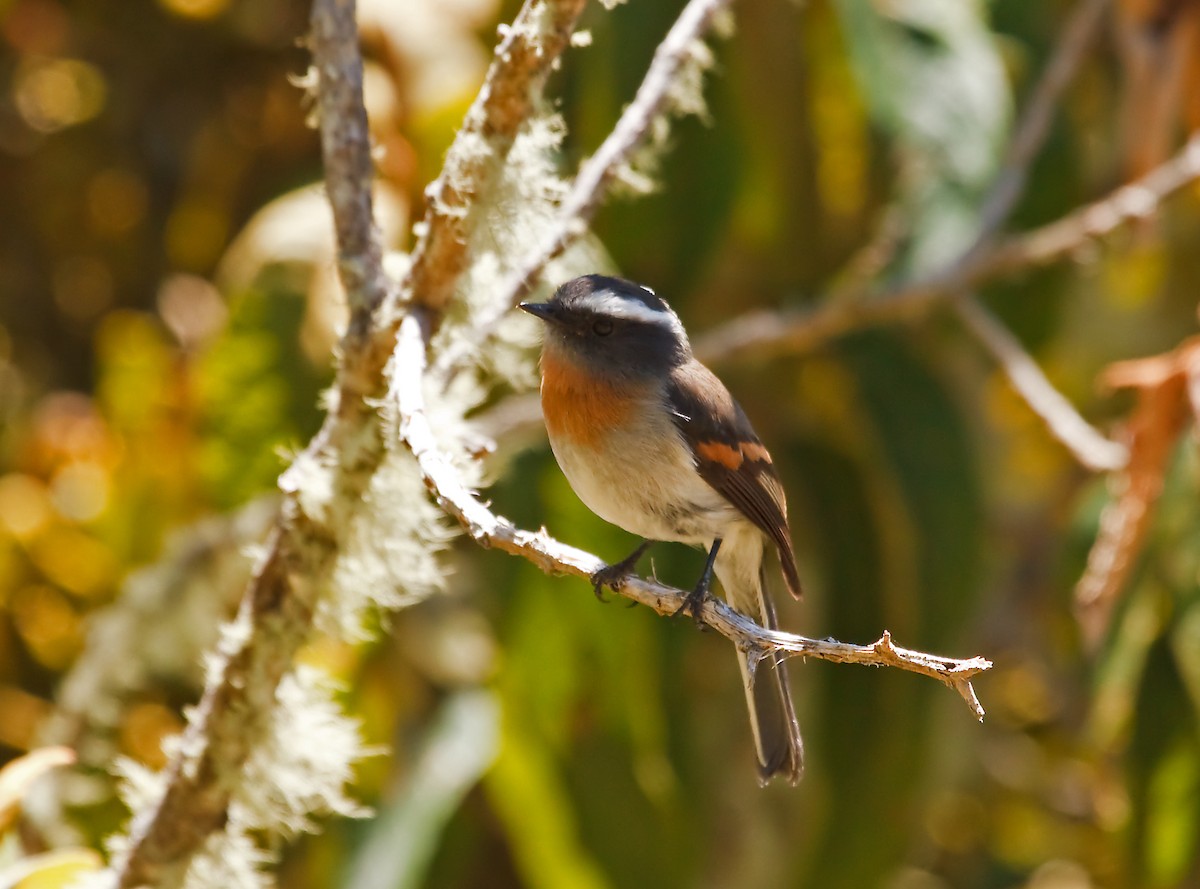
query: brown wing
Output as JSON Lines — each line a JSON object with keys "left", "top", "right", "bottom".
{"left": 667, "top": 361, "right": 803, "bottom": 599}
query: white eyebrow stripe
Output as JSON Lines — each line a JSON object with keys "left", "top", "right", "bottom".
{"left": 587, "top": 291, "right": 682, "bottom": 330}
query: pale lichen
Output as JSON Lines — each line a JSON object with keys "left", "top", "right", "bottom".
{"left": 234, "top": 666, "right": 371, "bottom": 836}
{"left": 321, "top": 448, "right": 453, "bottom": 640}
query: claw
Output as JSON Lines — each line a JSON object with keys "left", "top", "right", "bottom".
{"left": 589, "top": 540, "right": 652, "bottom": 603}
{"left": 672, "top": 584, "right": 709, "bottom": 627}
{"left": 589, "top": 565, "right": 620, "bottom": 602}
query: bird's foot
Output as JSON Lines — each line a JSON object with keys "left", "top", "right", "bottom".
{"left": 672, "top": 582, "right": 710, "bottom": 629}
{"left": 589, "top": 564, "right": 625, "bottom": 602}
{"left": 672, "top": 538, "right": 721, "bottom": 629}
{"left": 589, "top": 541, "right": 651, "bottom": 602}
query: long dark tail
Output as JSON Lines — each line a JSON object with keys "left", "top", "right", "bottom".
{"left": 734, "top": 566, "right": 804, "bottom": 785}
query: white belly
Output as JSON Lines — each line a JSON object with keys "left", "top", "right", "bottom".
{"left": 548, "top": 419, "right": 741, "bottom": 545}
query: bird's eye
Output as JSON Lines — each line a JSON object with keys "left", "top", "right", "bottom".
{"left": 592, "top": 317, "right": 614, "bottom": 336}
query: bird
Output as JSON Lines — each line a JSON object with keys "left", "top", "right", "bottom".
{"left": 520, "top": 273, "right": 805, "bottom": 785}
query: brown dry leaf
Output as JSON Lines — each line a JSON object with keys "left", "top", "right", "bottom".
{"left": 1115, "top": 0, "right": 1200, "bottom": 179}
{"left": 1075, "top": 334, "right": 1200, "bottom": 647}
{"left": 0, "top": 746, "right": 75, "bottom": 836}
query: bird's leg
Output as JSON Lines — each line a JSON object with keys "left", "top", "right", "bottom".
{"left": 590, "top": 539, "right": 653, "bottom": 602}
{"left": 674, "top": 538, "right": 722, "bottom": 627}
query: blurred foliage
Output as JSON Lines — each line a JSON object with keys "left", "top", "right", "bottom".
{"left": 1, "top": 0, "right": 1200, "bottom": 888}
{"left": 0, "top": 746, "right": 102, "bottom": 886}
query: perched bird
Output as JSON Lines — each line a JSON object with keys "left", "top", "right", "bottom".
{"left": 520, "top": 274, "right": 804, "bottom": 784}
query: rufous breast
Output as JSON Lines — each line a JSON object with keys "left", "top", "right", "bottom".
{"left": 540, "top": 350, "right": 636, "bottom": 448}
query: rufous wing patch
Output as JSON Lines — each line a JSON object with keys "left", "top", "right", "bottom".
{"left": 741, "top": 442, "right": 771, "bottom": 463}
{"left": 696, "top": 440, "right": 744, "bottom": 471}
{"left": 695, "top": 440, "right": 773, "bottom": 471}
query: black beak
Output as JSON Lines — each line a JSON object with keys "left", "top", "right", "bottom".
{"left": 518, "top": 301, "right": 558, "bottom": 323}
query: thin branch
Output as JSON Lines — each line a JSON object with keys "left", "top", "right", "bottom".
{"left": 310, "top": 0, "right": 391, "bottom": 347}
{"left": 693, "top": 130, "right": 1200, "bottom": 366}
{"left": 944, "top": 0, "right": 1119, "bottom": 470}
{"left": 822, "top": 205, "right": 907, "bottom": 306}
{"left": 697, "top": 0, "right": 1111, "bottom": 366}
{"left": 431, "top": 0, "right": 737, "bottom": 379}
{"left": 970, "top": 0, "right": 1110, "bottom": 246}
{"left": 945, "top": 0, "right": 1117, "bottom": 473}
{"left": 983, "top": 129, "right": 1200, "bottom": 268}
{"left": 498, "top": 0, "right": 735, "bottom": 307}
{"left": 391, "top": 313, "right": 992, "bottom": 721}
{"left": 953, "top": 295, "right": 1127, "bottom": 471}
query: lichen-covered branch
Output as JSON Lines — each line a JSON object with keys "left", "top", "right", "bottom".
{"left": 310, "top": 0, "right": 391, "bottom": 347}
{"left": 107, "top": 1, "right": 397, "bottom": 884}
{"left": 431, "top": 0, "right": 737, "bottom": 379}
{"left": 112, "top": 535, "right": 309, "bottom": 889}
{"left": 103, "top": 0, "right": 722, "bottom": 883}
{"left": 397, "top": 0, "right": 589, "bottom": 317}
{"left": 494, "top": 0, "right": 735, "bottom": 308}
{"left": 390, "top": 312, "right": 992, "bottom": 720}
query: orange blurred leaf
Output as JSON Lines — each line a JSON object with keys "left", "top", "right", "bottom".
{"left": 1115, "top": 0, "right": 1200, "bottom": 178}
{"left": 1075, "top": 335, "right": 1200, "bottom": 647}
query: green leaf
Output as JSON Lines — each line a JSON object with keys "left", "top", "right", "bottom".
{"left": 832, "top": 0, "right": 1011, "bottom": 269}
{"left": 341, "top": 691, "right": 499, "bottom": 889}
{"left": 484, "top": 711, "right": 612, "bottom": 889}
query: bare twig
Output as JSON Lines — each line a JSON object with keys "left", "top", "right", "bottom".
{"left": 970, "top": 0, "right": 1110, "bottom": 246}
{"left": 953, "top": 295, "right": 1127, "bottom": 471}
{"left": 392, "top": 312, "right": 992, "bottom": 720}
{"left": 984, "top": 130, "right": 1200, "bottom": 268}
{"left": 694, "top": 130, "right": 1200, "bottom": 366}
{"left": 945, "top": 0, "right": 1115, "bottom": 473}
{"left": 822, "top": 205, "right": 907, "bottom": 305}
{"left": 430, "top": 0, "right": 737, "bottom": 379}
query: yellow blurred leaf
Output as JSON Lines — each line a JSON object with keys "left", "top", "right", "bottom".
{"left": 1, "top": 848, "right": 103, "bottom": 889}
{"left": 13, "top": 57, "right": 106, "bottom": 134}
{"left": 10, "top": 585, "right": 84, "bottom": 670}
{"left": 119, "top": 702, "right": 184, "bottom": 770}
{"left": 0, "top": 475, "right": 52, "bottom": 542}
{"left": 28, "top": 527, "right": 117, "bottom": 598}
{"left": 94, "top": 311, "right": 174, "bottom": 431}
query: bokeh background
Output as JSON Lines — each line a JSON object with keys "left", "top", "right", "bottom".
{"left": 2, "top": 0, "right": 1200, "bottom": 887}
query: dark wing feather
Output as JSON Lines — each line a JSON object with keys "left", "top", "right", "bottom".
{"left": 667, "top": 361, "right": 803, "bottom": 599}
